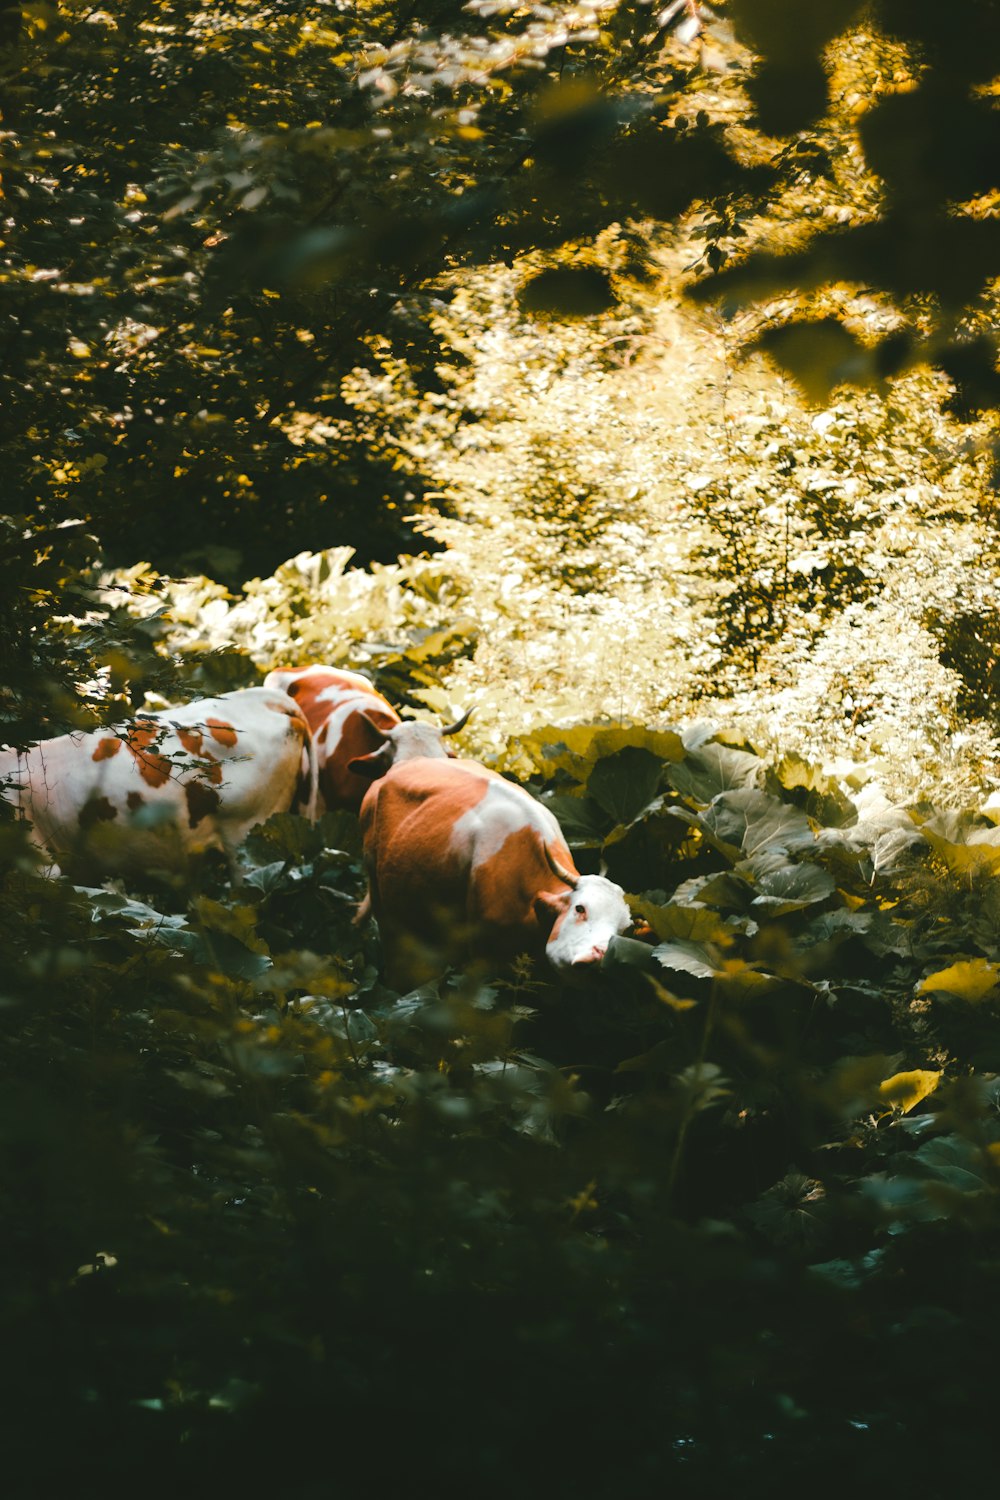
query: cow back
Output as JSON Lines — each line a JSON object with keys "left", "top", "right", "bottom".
{"left": 1, "top": 686, "right": 312, "bottom": 876}
{"left": 360, "top": 758, "right": 578, "bottom": 977}
{"left": 264, "top": 665, "right": 400, "bottom": 813}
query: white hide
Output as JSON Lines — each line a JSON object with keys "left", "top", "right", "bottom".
{"left": 449, "top": 776, "right": 564, "bottom": 861}
{"left": 0, "top": 686, "right": 315, "bottom": 875}
{"left": 448, "top": 774, "right": 631, "bottom": 977}
{"left": 544, "top": 874, "right": 633, "bottom": 978}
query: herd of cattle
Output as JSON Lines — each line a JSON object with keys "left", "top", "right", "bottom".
{"left": 0, "top": 666, "right": 634, "bottom": 984}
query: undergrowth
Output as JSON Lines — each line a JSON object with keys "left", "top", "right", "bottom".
{"left": 6, "top": 721, "right": 1000, "bottom": 1494}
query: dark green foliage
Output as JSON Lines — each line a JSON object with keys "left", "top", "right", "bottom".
{"left": 685, "top": 3, "right": 1000, "bottom": 415}
{"left": 518, "top": 266, "right": 618, "bottom": 318}
{"left": 6, "top": 726, "right": 1000, "bottom": 1495}
{"left": 4, "top": 0, "right": 1000, "bottom": 1491}
{"left": 746, "top": 56, "right": 831, "bottom": 136}
{"left": 927, "top": 603, "right": 1000, "bottom": 723}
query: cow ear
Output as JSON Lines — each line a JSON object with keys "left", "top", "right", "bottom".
{"left": 348, "top": 748, "right": 390, "bottom": 780}
{"left": 533, "top": 891, "right": 566, "bottom": 935}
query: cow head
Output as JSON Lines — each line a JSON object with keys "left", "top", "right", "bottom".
{"left": 348, "top": 710, "right": 472, "bottom": 780}
{"left": 533, "top": 845, "right": 632, "bottom": 981}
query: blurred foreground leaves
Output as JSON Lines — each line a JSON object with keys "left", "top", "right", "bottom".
{"left": 6, "top": 723, "right": 1000, "bottom": 1494}
{"left": 6, "top": 0, "right": 1000, "bottom": 1489}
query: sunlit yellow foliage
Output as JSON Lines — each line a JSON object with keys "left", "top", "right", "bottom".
{"left": 878, "top": 1070, "right": 942, "bottom": 1113}
{"left": 918, "top": 959, "right": 1000, "bottom": 1004}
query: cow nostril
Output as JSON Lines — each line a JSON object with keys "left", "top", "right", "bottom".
{"left": 574, "top": 946, "right": 606, "bottom": 967}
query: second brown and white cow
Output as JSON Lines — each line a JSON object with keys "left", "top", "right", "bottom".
{"left": 357, "top": 757, "right": 632, "bottom": 986}
{"left": 263, "top": 666, "right": 401, "bottom": 814}
{"left": 262, "top": 664, "right": 470, "bottom": 813}
{"left": 0, "top": 686, "right": 316, "bottom": 878}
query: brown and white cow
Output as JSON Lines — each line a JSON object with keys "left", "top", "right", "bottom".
{"left": 262, "top": 664, "right": 469, "bottom": 813}
{"left": 357, "top": 757, "right": 632, "bottom": 987}
{"left": 0, "top": 686, "right": 317, "bottom": 877}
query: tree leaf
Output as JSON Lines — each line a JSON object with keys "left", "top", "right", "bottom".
{"left": 652, "top": 938, "right": 721, "bottom": 980}
{"left": 878, "top": 1069, "right": 942, "bottom": 1113}
{"left": 517, "top": 267, "right": 618, "bottom": 319}
{"left": 918, "top": 958, "right": 1000, "bottom": 1003}
{"left": 669, "top": 743, "right": 763, "bottom": 803}
{"left": 587, "top": 746, "right": 664, "bottom": 826}
{"left": 700, "top": 789, "right": 814, "bottom": 859}
{"left": 747, "top": 859, "right": 836, "bottom": 913}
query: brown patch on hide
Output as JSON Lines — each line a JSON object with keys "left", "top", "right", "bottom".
{"left": 185, "top": 780, "right": 221, "bottom": 829}
{"left": 79, "top": 795, "right": 118, "bottom": 830}
{"left": 206, "top": 718, "right": 238, "bottom": 748}
{"left": 125, "top": 721, "right": 173, "bottom": 787}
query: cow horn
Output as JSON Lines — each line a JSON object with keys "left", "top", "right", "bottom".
{"left": 441, "top": 708, "right": 473, "bottom": 736}
{"left": 543, "top": 841, "right": 579, "bottom": 890}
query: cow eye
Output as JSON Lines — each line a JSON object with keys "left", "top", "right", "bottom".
{"left": 574, "top": 903, "right": 587, "bottom": 917}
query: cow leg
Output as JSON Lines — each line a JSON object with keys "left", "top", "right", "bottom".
{"left": 382, "top": 931, "right": 428, "bottom": 994}
{"left": 194, "top": 832, "right": 243, "bottom": 888}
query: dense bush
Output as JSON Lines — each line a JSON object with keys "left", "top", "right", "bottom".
{"left": 6, "top": 724, "right": 1000, "bottom": 1494}
{"left": 6, "top": 0, "right": 1000, "bottom": 1490}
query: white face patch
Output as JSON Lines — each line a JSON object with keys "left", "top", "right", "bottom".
{"left": 544, "top": 875, "right": 632, "bottom": 979}
{"left": 383, "top": 721, "right": 454, "bottom": 763}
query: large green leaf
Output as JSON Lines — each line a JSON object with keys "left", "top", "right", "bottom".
{"left": 918, "top": 958, "right": 1000, "bottom": 1003}
{"left": 919, "top": 812, "right": 1000, "bottom": 876}
{"left": 668, "top": 743, "right": 764, "bottom": 803}
{"left": 540, "top": 792, "right": 610, "bottom": 846}
{"left": 745, "top": 857, "right": 836, "bottom": 913}
{"left": 518, "top": 723, "right": 685, "bottom": 784}
{"left": 670, "top": 871, "right": 753, "bottom": 912}
{"left": 768, "top": 751, "right": 858, "bottom": 827}
{"left": 602, "top": 934, "right": 660, "bottom": 974}
{"left": 699, "top": 789, "right": 814, "bottom": 860}
{"left": 809, "top": 1250, "right": 886, "bottom": 1288}
{"left": 801, "top": 908, "right": 872, "bottom": 944}
{"left": 878, "top": 1070, "right": 942, "bottom": 1113}
{"left": 632, "top": 899, "right": 732, "bottom": 945}
{"left": 913, "top": 1134, "right": 993, "bottom": 1192}
{"left": 587, "top": 747, "right": 665, "bottom": 826}
{"left": 652, "top": 938, "right": 722, "bottom": 980}
{"left": 181, "top": 928, "right": 273, "bottom": 980}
